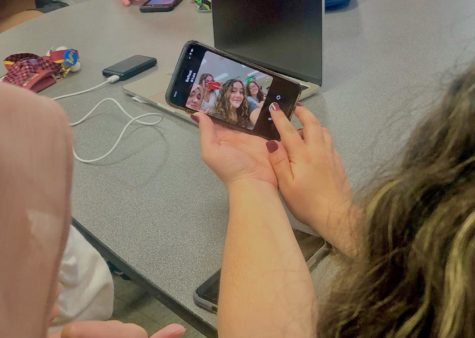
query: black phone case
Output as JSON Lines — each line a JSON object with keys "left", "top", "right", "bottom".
{"left": 193, "top": 269, "right": 220, "bottom": 313}
{"left": 102, "top": 56, "right": 157, "bottom": 81}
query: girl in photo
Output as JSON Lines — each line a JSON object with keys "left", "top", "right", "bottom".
{"left": 185, "top": 84, "right": 203, "bottom": 111}
{"left": 213, "top": 79, "right": 251, "bottom": 129}
{"left": 246, "top": 80, "right": 265, "bottom": 112}
{"left": 198, "top": 73, "right": 218, "bottom": 112}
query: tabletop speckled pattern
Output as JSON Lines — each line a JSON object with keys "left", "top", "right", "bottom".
{"left": 1, "top": 0, "right": 475, "bottom": 332}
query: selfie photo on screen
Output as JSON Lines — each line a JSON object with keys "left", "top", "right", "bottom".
{"left": 167, "top": 41, "right": 302, "bottom": 140}
{"left": 185, "top": 51, "right": 273, "bottom": 130}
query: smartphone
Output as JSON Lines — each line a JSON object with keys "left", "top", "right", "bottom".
{"left": 102, "top": 55, "right": 157, "bottom": 81}
{"left": 193, "top": 230, "right": 323, "bottom": 313}
{"left": 194, "top": 270, "right": 220, "bottom": 313}
{"left": 140, "top": 0, "right": 182, "bottom": 12}
{"left": 166, "top": 41, "right": 302, "bottom": 140}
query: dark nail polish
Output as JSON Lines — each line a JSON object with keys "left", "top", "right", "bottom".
{"left": 269, "top": 102, "right": 280, "bottom": 112}
{"left": 191, "top": 114, "right": 199, "bottom": 123}
{"left": 266, "top": 140, "right": 278, "bottom": 153}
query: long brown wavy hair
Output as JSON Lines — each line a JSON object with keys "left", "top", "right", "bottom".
{"left": 199, "top": 73, "right": 214, "bottom": 88}
{"left": 215, "top": 79, "right": 250, "bottom": 126}
{"left": 199, "top": 73, "right": 214, "bottom": 102}
{"left": 318, "top": 65, "right": 475, "bottom": 337}
{"left": 246, "top": 80, "right": 265, "bottom": 102}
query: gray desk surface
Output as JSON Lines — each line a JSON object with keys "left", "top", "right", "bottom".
{"left": 1, "top": 0, "right": 474, "bottom": 335}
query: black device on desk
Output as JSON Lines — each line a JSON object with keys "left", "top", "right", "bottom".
{"left": 212, "top": 0, "right": 323, "bottom": 86}
{"left": 194, "top": 270, "right": 220, "bottom": 313}
{"left": 140, "top": 0, "right": 182, "bottom": 12}
{"left": 102, "top": 55, "right": 157, "bottom": 81}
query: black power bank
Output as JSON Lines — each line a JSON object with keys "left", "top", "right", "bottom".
{"left": 102, "top": 55, "right": 157, "bottom": 81}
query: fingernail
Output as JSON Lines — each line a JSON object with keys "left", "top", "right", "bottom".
{"left": 191, "top": 114, "right": 199, "bottom": 123}
{"left": 296, "top": 101, "right": 303, "bottom": 106}
{"left": 266, "top": 140, "right": 278, "bottom": 153}
{"left": 269, "top": 102, "right": 280, "bottom": 112}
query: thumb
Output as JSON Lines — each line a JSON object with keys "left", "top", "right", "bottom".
{"left": 266, "top": 140, "right": 292, "bottom": 187}
{"left": 193, "top": 112, "right": 219, "bottom": 160}
{"left": 150, "top": 324, "right": 186, "bottom": 338}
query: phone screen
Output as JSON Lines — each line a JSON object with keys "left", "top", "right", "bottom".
{"left": 167, "top": 42, "right": 301, "bottom": 139}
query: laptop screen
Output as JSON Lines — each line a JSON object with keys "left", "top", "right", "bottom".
{"left": 212, "top": 0, "right": 323, "bottom": 86}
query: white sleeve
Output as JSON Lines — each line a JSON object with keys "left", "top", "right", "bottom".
{"left": 49, "top": 225, "right": 114, "bottom": 331}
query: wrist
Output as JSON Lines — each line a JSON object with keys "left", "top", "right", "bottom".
{"left": 309, "top": 203, "right": 361, "bottom": 257}
{"left": 227, "top": 178, "right": 278, "bottom": 195}
{"left": 308, "top": 197, "right": 355, "bottom": 226}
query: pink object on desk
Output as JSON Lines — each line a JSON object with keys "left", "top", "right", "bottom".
{"left": 122, "top": 0, "right": 142, "bottom": 6}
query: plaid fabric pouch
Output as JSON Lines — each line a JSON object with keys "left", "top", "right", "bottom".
{"left": 2, "top": 53, "right": 61, "bottom": 93}
{"left": 2, "top": 49, "right": 79, "bottom": 93}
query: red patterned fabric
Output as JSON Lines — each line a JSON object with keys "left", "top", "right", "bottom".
{"left": 2, "top": 54, "right": 61, "bottom": 91}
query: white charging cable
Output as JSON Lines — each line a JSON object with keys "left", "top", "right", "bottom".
{"left": 53, "top": 76, "right": 163, "bottom": 163}
{"left": 52, "top": 75, "right": 120, "bottom": 100}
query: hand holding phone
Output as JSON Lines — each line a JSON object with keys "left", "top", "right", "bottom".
{"left": 166, "top": 41, "right": 301, "bottom": 140}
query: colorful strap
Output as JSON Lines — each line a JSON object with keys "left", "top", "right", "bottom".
{"left": 49, "top": 49, "right": 79, "bottom": 67}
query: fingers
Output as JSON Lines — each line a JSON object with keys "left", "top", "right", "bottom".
{"left": 192, "top": 112, "right": 218, "bottom": 157}
{"left": 266, "top": 140, "right": 293, "bottom": 187}
{"left": 150, "top": 324, "right": 186, "bottom": 338}
{"left": 293, "top": 106, "right": 321, "bottom": 127}
{"left": 60, "top": 321, "right": 148, "bottom": 338}
{"left": 321, "top": 127, "right": 333, "bottom": 149}
{"left": 59, "top": 321, "right": 185, "bottom": 338}
{"left": 294, "top": 106, "right": 324, "bottom": 145}
{"left": 269, "top": 103, "right": 303, "bottom": 153}
{"left": 122, "top": 0, "right": 141, "bottom": 6}
{"left": 269, "top": 103, "right": 328, "bottom": 158}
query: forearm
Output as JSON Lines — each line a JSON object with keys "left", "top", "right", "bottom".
{"left": 310, "top": 203, "right": 361, "bottom": 258}
{"left": 218, "top": 180, "right": 317, "bottom": 338}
